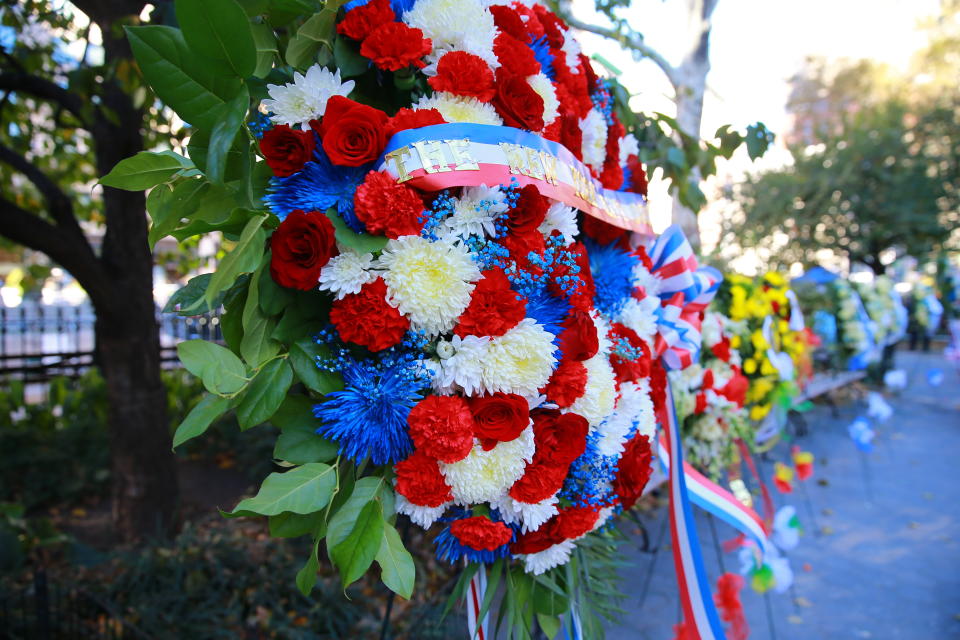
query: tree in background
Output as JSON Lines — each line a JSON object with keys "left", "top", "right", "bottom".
{"left": 0, "top": 1, "right": 180, "bottom": 540}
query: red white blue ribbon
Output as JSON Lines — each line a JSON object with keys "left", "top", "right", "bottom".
{"left": 465, "top": 565, "right": 489, "bottom": 640}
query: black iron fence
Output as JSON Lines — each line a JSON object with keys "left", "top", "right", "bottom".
{"left": 0, "top": 304, "right": 222, "bottom": 385}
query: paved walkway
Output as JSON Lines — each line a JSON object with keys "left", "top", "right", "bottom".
{"left": 606, "top": 350, "right": 960, "bottom": 640}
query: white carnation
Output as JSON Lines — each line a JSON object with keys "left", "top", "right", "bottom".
{"left": 566, "top": 352, "right": 617, "bottom": 428}
{"left": 431, "top": 334, "right": 491, "bottom": 395}
{"left": 619, "top": 133, "right": 640, "bottom": 165}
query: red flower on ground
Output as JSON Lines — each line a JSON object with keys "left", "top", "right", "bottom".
{"left": 385, "top": 107, "right": 445, "bottom": 137}
{"left": 337, "top": 0, "right": 395, "bottom": 41}
{"left": 451, "top": 516, "right": 514, "bottom": 551}
{"left": 259, "top": 125, "right": 315, "bottom": 177}
{"left": 453, "top": 268, "right": 527, "bottom": 338}
{"left": 319, "top": 96, "right": 389, "bottom": 166}
{"left": 269, "top": 209, "right": 338, "bottom": 290}
{"left": 361, "top": 22, "right": 432, "bottom": 71}
{"left": 330, "top": 278, "right": 409, "bottom": 351}
{"left": 354, "top": 170, "right": 425, "bottom": 238}
{"left": 542, "top": 358, "right": 588, "bottom": 408}
{"left": 468, "top": 392, "right": 529, "bottom": 448}
{"left": 428, "top": 51, "right": 496, "bottom": 102}
{"left": 407, "top": 395, "right": 475, "bottom": 463}
{"left": 554, "top": 506, "right": 600, "bottom": 539}
{"left": 394, "top": 450, "right": 452, "bottom": 507}
{"left": 613, "top": 434, "right": 653, "bottom": 510}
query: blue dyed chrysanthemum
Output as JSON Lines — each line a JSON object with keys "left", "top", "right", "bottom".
{"left": 585, "top": 238, "right": 639, "bottom": 319}
{"left": 521, "top": 281, "right": 571, "bottom": 348}
{"left": 528, "top": 36, "right": 555, "bottom": 80}
{"left": 264, "top": 147, "right": 369, "bottom": 230}
{"left": 560, "top": 429, "right": 623, "bottom": 510}
{"left": 433, "top": 509, "right": 518, "bottom": 564}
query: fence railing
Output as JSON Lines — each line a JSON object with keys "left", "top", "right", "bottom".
{"left": 0, "top": 303, "right": 222, "bottom": 385}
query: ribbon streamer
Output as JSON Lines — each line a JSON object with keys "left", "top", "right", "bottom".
{"left": 466, "top": 565, "right": 489, "bottom": 640}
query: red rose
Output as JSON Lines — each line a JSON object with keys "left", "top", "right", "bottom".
{"left": 428, "top": 51, "right": 496, "bottom": 102}
{"left": 492, "top": 68, "right": 545, "bottom": 131}
{"left": 533, "top": 4, "right": 565, "bottom": 47}
{"left": 468, "top": 392, "right": 529, "bottom": 448}
{"left": 269, "top": 209, "right": 338, "bottom": 290}
{"left": 559, "top": 309, "right": 599, "bottom": 362}
{"left": 554, "top": 506, "right": 600, "bottom": 539}
{"left": 361, "top": 22, "right": 432, "bottom": 71}
{"left": 386, "top": 107, "right": 445, "bottom": 137}
{"left": 489, "top": 5, "right": 530, "bottom": 42}
{"left": 319, "top": 96, "right": 389, "bottom": 166}
{"left": 626, "top": 154, "right": 648, "bottom": 196}
{"left": 512, "top": 3, "right": 546, "bottom": 39}
{"left": 337, "top": 0, "right": 395, "bottom": 41}
{"left": 508, "top": 460, "right": 568, "bottom": 504}
{"left": 507, "top": 184, "right": 548, "bottom": 236}
{"left": 394, "top": 450, "right": 452, "bottom": 507}
{"left": 407, "top": 395, "right": 475, "bottom": 463}
{"left": 511, "top": 517, "right": 564, "bottom": 554}
{"left": 330, "top": 278, "right": 409, "bottom": 351}
{"left": 493, "top": 34, "right": 540, "bottom": 76}
{"left": 454, "top": 268, "right": 527, "bottom": 338}
{"left": 613, "top": 434, "right": 652, "bottom": 510}
{"left": 543, "top": 358, "right": 588, "bottom": 408}
{"left": 260, "top": 125, "right": 316, "bottom": 177}
{"left": 531, "top": 409, "right": 588, "bottom": 465}
{"left": 450, "top": 516, "right": 514, "bottom": 551}
{"left": 354, "top": 170, "right": 425, "bottom": 238}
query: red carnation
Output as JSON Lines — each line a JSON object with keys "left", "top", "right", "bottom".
{"left": 319, "top": 96, "right": 389, "bottom": 167}
{"left": 260, "top": 125, "right": 315, "bottom": 177}
{"left": 454, "top": 268, "right": 527, "bottom": 338}
{"left": 394, "top": 450, "right": 452, "bottom": 507}
{"left": 468, "top": 392, "right": 529, "bottom": 448}
{"left": 559, "top": 309, "right": 599, "bottom": 362}
{"left": 626, "top": 154, "right": 649, "bottom": 196}
{"left": 489, "top": 4, "right": 530, "bottom": 42}
{"left": 509, "top": 459, "right": 568, "bottom": 504}
{"left": 492, "top": 69, "right": 545, "bottom": 131}
{"left": 450, "top": 516, "right": 514, "bottom": 551}
{"left": 533, "top": 4, "right": 565, "bottom": 48}
{"left": 493, "top": 33, "right": 540, "bottom": 76}
{"left": 511, "top": 518, "right": 564, "bottom": 554}
{"left": 361, "top": 22, "right": 432, "bottom": 71}
{"left": 582, "top": 215, "right": 628, "bottom": 247}
{"left": 428, "top": 51, "right": 496, "bottom": 102}
{"left": 543, "top": 358, "right": 588, "bottom": 408}
{"left": 386, "top": 107, "right": 446, "bottom": 137}
{"left": 330, "top": 278, "right": 409, "bottom": 351}
{"left": 269, "top": 209, "right": 338, "bottom": 290}
{"left": 711, "top": 337, "right": 732, "bottom": 363}
{"left": 337, "top": 0, "right": 395, "bottom": 41}
{"left": 694, "top": 392, "right": 708, "bottom": 415}
{"left": 555, "top": 506, "right": 600, "bottom": 539}
{"left": 531, "top": 409, "right": 588, "bottom": 466}
{"left": 512, "top": 3, "right": 546, "bottom": 40}
{"left": 649, "top": 363, "right": 668, "bottom": 419}
{"left": 407, "top": 395, "right": 475, "bottom": 463}
{"left": 720, "top": 367, "right": 749, "bottom": 408}
{"left": 354, "top": 170, "right": 425, "bottom": 238}
{"left": 609, "top": 323, "right": 652, "bottom": 384}
{"left": 613, "top": 434, "right": 653, "bottom": 510}
{"left": 558, "top": 112, "right": 583, "bottom": 162}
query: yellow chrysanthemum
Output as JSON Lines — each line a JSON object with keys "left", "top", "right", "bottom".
{"left": 743, "top": 358, "right": 757, "bottom": 375}
{"left": 750, "top": 403, "right": 772, "bottom": 421}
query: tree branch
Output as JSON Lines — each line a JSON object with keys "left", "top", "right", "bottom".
{"left": 0, "top": 72, "right": 86, "bottom": 125}
{"left": 554, "top": 0, "right": 680, "bottom": 89}
{"left": 0, "top": 143, "right": 80, "bottom": 231}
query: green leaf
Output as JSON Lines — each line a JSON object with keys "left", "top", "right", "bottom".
{"left": 531, "top": 580, "right": 569, "bottom": 616}
{"left": 240, "top": 265, "right": 280, "bottom": 366}
{"left": 177, "top": 339, "right": 249, "bottom": 394}
{"left": 175, "top": 0, "right": 257, "bottom": 77}
{"left": 188, "top": 127, "right": 249, "bottom": 180}
{"left": 269, "top": 511, "right": 324, "bottom": 538}
{"left": 324, "top": 208, "right": 387, "bottom": 253}
{"left": 273, "top": 396, "right": 338, "bottom": 463}
{"left": 330, "top": 500, "right": 383, "bottom": 589}
{"left": 332, "top": 35, "right": 369, "bottom": 78}
{"left": 326, "top": 476, "right": 386, "bottom": 552}
{"left": 296, "top": 539, "right": 320, "bottom": 595}
{"left": 235, "top": 358, "right": 292, "bottom": 429}
{"left": 200, "top": 214, "right": 267, "bottom": 311}
{"left": 536, "top": 614, "right": 561, "bottom": 639}
{"left": 257, "top": 258, "right": 295, "bottom": 315}
{"left": 101, "top": 150, "right": 192, "bottom": 191}
{"left": 126, "top": 25, "right": 242, "bottom": 128}
{"left": 272, "top": 290, "right": 331, "bottom": 343}
{"left": 172, "top": 393, "right": 231, "bottom": 448}
{"left": 285, "top": 8, "right": 339, "bottom": 69}
{"left": 251, "top": 23, "right": 278, "bottom": 78}
{"left": 231, "top": 462, "right": 337, "bottom": 515}
{"left": 289, "top": 338, "right": 343, "bottom": 394}
{"left": 163, "top": 273, "right": 215, "bottom": 314}
{"left": 147, "top": 178, "right": 208, "bottom": 246}
{"left": 376, "top": 522, "right": 414, "bottom": 599}
{"left": 207, "top": 88, "right": 250, "bottom": 184}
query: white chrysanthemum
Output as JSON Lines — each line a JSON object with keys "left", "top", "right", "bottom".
{"left": 493, "top": 494, "right": 559, "bottom": 533}
{"left": 378, "top": 236, "right": 480, "bottom": 335}
{"left": 566, "top": 352, "right": 617, "bottom": 428}
{"left": 318, "top": 251, "right": 378, "bottom": 299}
{"left": 592, "top": 506, "right": 616, "bottom": 532}
{"left": 395, "top": 493, "right": 449, "bottom": 528}
{"left": 592, "top": 311, "right": 614, "bottom": 357}
{"left": 616, "top": 295, "right": 660, "bottom": 347}
{"left": 440, "top": 427, "right": 535, "bottom": 504}
{"left": 539, "top": 202, "right": 578, "bottom": 245}
{"left": 442, "top": 185, "right": 507, "bottom": 240}
{"left": 701, "top": 311, "right": 724, "bottom": 348}
{"left": 619, "top": 133, "right": 640, "bottom": 166}
{"left": 519, "top": 540, "right": 576, "bottom": 575}
{"left": 580, "top": 108, "right": 608, "bottom": 170}
{"left": 480, "top": 319, "right": 558, "bottom": 398}
{"left": 597, "top": 379, "right": 655, "bottom": 456}
{"left": 262, "top": 65, "right": 355, "bottom": 129}
{"left": 431, "top": 334, "right": 491, "bottom": 395}
{"left": 559, "top": 30, "right": 582, "bottom": 74}
{"left": 632, "top": 262, "right": 662, "bottom": 296}
{"left": 415, "top": 93, "right": 503, "bottom": 125}
{"left": 404, "top": 0, "right": 498, "bottom": 67}
{"left": 528, "top": 73, "right": 559, "bottom": 127}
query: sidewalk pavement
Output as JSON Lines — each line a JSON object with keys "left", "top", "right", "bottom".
{"left": 605, "top": 350, "right": 960, "bottom": 640}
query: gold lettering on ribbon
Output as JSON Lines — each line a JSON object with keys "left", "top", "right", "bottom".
{"left": 499, "top": 143, "right": 529, "bottom": 176}
{"left": 524, "top": 148, "right": 544, "bottom": 180}
{"left": 412, "top": 140, "right": 452, "bottom": 173}
{"left": 540, "top": 151, "right": 559, "bottom": 185}
{"left": 445, "top": 139, "right": 480, "bottom": 171}
{"left": 385, "top": 146, "right": 414, "bottom": 183}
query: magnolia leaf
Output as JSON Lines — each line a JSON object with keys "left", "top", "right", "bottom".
{"left": 147, "top": 178, "right": 208, "bottom": 246}
{"left": 101, "top": 150, "right": 192, "bottom": 191}
{"left": 207, "top": 88, "right": 250, "bottom": 184}
{"left": 285, "top": 8, "right": 339, "bottom": 69}
{"left": 330, "top": 500, "right": 383, "bottom": 589}
{"left": 332, "top": 35, "right": 369, "bottom": 78}
{"left": 257, "top": 259, "right": 295, "bottom": 315}
{"left": 324, "top": 208, "right": 387, "bottom": 254}
{"left": 275, "top": 421, "right": 339, "bottom": 464}
{"left": 296, "top": 538, "right": 320, "bottom": 595}
{"left": 251, "top": 23, "right": 278, "bottom": 78}
{"left": 199, "top": 214, "right": 266, "bottom": 311}
{"left": 289, "top": 338, "right": 342, "bottom": 394}
{"left": 240, "top": 261, "right": 281, "bottom": 366}
{"left": 269, "top": 511, "right": 324, "bottom": 538}
{"left": 172, "top": 393, "right": 231, "bottom": 448}
{"left": 231, "top": 462, "right": 337, "bottom": 515}
{"left": 236, "top": 358, "right": 293, "bottom": 429}
{"left": 163, "top": 273, "right": 215, "bottom": 314}
{"left": 326, "top": 476, "right": 386, "bottom": 553}
{"left": 175, "top": 0, "right": 257, "bottom": 78}
{"left": 375, "top": 521, "right": 415, "bottom": 599}
{"left": 177, "top": 339, "right": 248, "bottom": 395}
